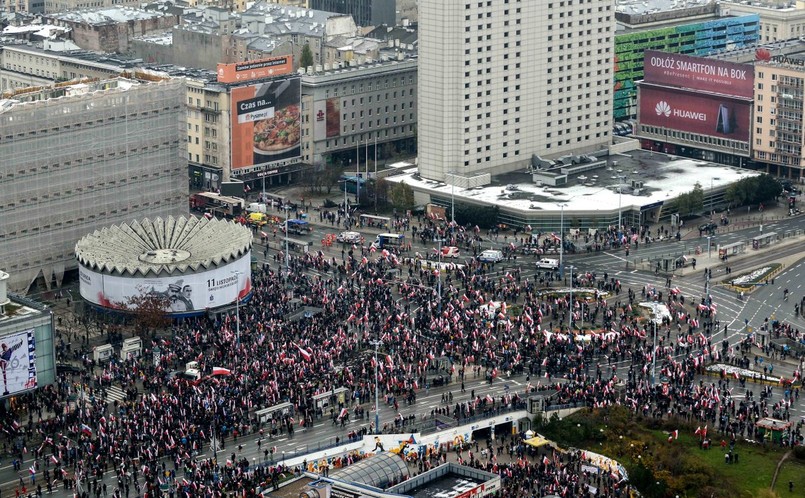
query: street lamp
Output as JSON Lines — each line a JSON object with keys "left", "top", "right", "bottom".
{"left": 616, "top": 175, "right": 626, "bottom": 232}
{"left": 369, "top": 339, "right": 382, "bottom": 434}
{"left": 230, "top": 270, "right": 242, "bottom": 347}
{"left": 284, "top": 205, "right": 290, "bottom": 271}
{"left": 557, "top": 203, "right": 567, "bottom": 279}
{"left": 434, "top": 237, "right": 444, "bottom": 314}
{"left": 566, "top": 265, "right": 575, "bottom": 331}
{"left": 650, "top": 321, "right": 657, "bottom": 386}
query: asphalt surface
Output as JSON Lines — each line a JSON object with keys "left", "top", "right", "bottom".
{"left": 8, "top": 201, "right": 805, "bottom": 497}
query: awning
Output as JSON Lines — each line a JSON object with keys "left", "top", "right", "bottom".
{"left": 524, "top": 436, "right": 550, "bottom": 448}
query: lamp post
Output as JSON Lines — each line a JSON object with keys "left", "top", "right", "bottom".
{"left": 230, "top": 270, "right": 242, "bottom": 347}
{"left": 650, "top": 321, "right": 657, "bottom": 386}
{"left": 617, "top": 175, "right": 626, "bottom": 232}
{"left": 566, "top": 265, "right": 575, "bottom": 331}
{"left": 435, "top": 237, "right": 443, "bottom": 314}
{"left": 284, "top": 205, "right": 290, "bottom": 272}
{"left": 369, "top": 339, "right": 382, "bottom": 434}
{"left": 557, "top": 203, "right": 567, "bottom": 279}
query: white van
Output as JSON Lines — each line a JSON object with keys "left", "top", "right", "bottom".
{"left": 478, "top": 249, "right": 504, "bottom": 263}
{"left": 247, "top": 202, "right": 267, "bottom": 214}
{"left": 337, "top": 231, "right": 363, "bottom": 244}
{"left": 536, "top": 258, "right": 560, "bottom": 270}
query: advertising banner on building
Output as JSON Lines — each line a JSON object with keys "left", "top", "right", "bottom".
{"left": 0, "top": 329, "right": 37, "bottom": 398}
{"left": 78, "top": 254, "right": 252, "bottom": 314}
{"left": 313, "top": 98, "right": 341, "bottom": 140}
{"left": 217, "top": 56, "right": 293, "bottom": 84}
{"left": 230, "top": 77, "right": 301, "bottom": 171}
{"left": 643, "top": 50, "right": 754, "bottom": 98}
{"left": 326, "top": 98, "right": 341, "bottom": 138}
{"left": 639, "top": 85, "right": 751, "bottom": 142}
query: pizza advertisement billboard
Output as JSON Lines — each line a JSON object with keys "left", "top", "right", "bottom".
{"left": 230, "top": 77, "right": 301, "bottom": 171}
{"left": 217, "top": 56, "right": 293, "bottom": 84}
{"left": 643, "top": 50, "right": 754, "bottom": 98}
{"left": 639, "top": 85, "right": 751, "bottom": 142}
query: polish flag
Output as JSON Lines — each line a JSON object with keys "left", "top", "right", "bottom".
{"left": 338, "top": 408, "right": 348, "bottom": 419}
{"left": 211, "top": 367, "right": 231, "bottom": 376}
{"left": 51, "top": 455, "right": 59, "bottom": 465}
{"left": 542, "top": 456, "right": 550, "bottom": 466}
{"left": 296, "top": 344, "right": 312, "bottom": 362}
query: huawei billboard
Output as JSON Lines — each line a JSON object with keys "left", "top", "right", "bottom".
{"left": 643, "top": 50, "right": 754, "bottom": 98}
{"left": 639, "top": 85, "right": 751, "bottom": 142}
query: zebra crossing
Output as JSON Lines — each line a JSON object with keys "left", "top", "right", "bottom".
{"left": 103, "top": 385, "right": 127, "bottom": 404}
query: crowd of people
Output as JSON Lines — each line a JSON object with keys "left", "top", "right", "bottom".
{"left": 2, "top": 211, "right": 804, "bottom": 498}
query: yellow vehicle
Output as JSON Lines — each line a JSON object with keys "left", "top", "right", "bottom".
{"left": 248, "top": 212, "right": 269, "bottom": 227}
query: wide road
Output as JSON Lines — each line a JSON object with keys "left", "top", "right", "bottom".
{"left": 7, "top": 210, "right": 804, "bottom": 497}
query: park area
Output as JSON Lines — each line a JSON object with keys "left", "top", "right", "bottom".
{"left": 533, "top": 406, "right": 805, "bottom": 498}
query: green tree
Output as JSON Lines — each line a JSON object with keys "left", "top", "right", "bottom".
{"left": 300, "top": 44, "right": 314, "bottom": 69}
{"left": 389, "top": 181, "right": 414, "bottom": 210}
{"left": 753, "top": 174, "right": 783, "bottom": 204}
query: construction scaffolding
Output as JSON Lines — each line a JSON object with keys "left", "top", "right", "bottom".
{"left": 0, "top": 78, "right": 189, "bottom": 293}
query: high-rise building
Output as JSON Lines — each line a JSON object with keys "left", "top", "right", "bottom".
{"left": 0, "top": 78, "right": 188, "bottom": 293}
{"left": 418, "top": 0, "right": 615, "bottom": 182}
{"left": 309, "top": 0, "right": 397, "bottom": 27}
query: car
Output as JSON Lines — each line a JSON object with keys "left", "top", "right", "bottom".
{"left": 478, "top": 249, "right": 504, "bottom": 263}
{"left": 337, "top": 231, "right": 363, "bottom": 244}
{"left": 699, "top": 222, "right": 717, "bottom": 232}
{"left": 435, "top": 246, "right": 460, "bottom": 258}
{"left": 535, "top": 258, "right": 560, "bottom": 270}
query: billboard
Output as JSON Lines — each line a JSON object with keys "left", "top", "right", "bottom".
{"left": 230, "top": 77, "right": 301, "bottom": 171}
{"left": 0, "top": 329, "right": 38, "bottom": 398}
{"left": 217, "top": 56, "right": 293, "bottom": 84}
{"left": 313, "top": 98, "right": 341, "bottom": 140}
{"left": 78, "top": 254, "right": 252, "bottom": 314}
{"left": 639, "top": 85, "right": 751, "bottom": 141}
{"left": 643, "top": 50, "right": 754, "bottom": 98}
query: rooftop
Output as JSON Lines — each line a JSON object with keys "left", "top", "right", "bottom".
{"left": 74, "top": 216, "right": 253, "bottom": 277}
{"left": 390, "top": 150, "right": 760, "bottom": 215}
{"left": 46, "top": 7, "right": 175, "bottom": 25}
{"left": 615, "top": 0, "right": 712, "bottom": 16}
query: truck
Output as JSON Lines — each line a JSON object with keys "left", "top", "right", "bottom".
{"left": 371, "top": 233, "right": 405, "bottom": 249}
{"left": 281, "top": 219, "right": 312, "bottom": 235}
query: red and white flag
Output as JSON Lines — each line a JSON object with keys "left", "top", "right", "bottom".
{"left": 211, "top": 367, "right": 231, "bottom": 376}
{"left": 296, "top": 344, "right": 312, "bottom": 362}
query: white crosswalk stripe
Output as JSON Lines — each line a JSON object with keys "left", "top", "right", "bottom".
{"left": 104, "top": 385, "right": 127, "bottom": 404}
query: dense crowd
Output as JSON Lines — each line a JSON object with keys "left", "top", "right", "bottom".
{"left": 2, "top": 214, "right": 804, "bottom": 498}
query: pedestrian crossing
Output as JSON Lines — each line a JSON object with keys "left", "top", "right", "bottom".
{"left": 104, "top": 385, "right": 127, "bottom": 404}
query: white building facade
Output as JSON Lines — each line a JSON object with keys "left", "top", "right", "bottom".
{"left": 418, "top": 0, "right": 615, "bottom": 182}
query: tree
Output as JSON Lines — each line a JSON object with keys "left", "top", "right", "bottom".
{"left": 300, "top": 44, "right": 314, "bottom": 69}
{"left": 120, "top": 292, "right": 171, "bottom": 336}
{"left": 389, "top": 181, "right": 415, "bottom": 210}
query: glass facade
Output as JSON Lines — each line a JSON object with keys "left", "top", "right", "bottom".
{"left": 614, "top": 14, "right": 760, "bottom": 121}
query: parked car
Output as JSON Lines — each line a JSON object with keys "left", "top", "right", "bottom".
{"left": 56, "top": 363, "right": 85, "bottom": 375}
{"left": 337, "top": 231, "right": 363, "bottom": 244}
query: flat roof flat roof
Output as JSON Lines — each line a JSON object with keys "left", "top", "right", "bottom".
{"left": 391, "top": 150, "right": 760, "bottom": 215}
{"left": 408, "top": 474, "right": 484, "bottom": 498}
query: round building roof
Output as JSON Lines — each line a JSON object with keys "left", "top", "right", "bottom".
{"left": 75, "top": 216, "right": 252, "bottom": 277}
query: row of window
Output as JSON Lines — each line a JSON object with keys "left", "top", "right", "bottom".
{"left": 323, "top": 74, "right": 416, "bottom": 99}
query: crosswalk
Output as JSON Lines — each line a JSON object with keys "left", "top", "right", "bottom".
{"left": 104, "top": 385, "right": 127, "bottom": 404}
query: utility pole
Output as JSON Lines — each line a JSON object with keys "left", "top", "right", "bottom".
{"left": 370, "top": 339, "right": 382, "bottom": 434}
{"left": 567, "top": 265, "right": 574, "bottom": 331}
{"left": 557, "top": 203, "right": 567, "bottom": 279}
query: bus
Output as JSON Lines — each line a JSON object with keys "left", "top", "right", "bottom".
{"left": 190, "top": 192, "right": 245, "bottom": 218}
{"left": 372, "top": 233, "right": 405, "bottom": 249}
{"left": 340, "top": 175, "right": 366, "bottom": 195}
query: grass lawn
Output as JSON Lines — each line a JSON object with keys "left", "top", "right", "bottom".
{"left": 772, "top": 458, "right": 805, "bottom": 496}
{"left": 643, "top": 430, "right": 785, "bottom": 497}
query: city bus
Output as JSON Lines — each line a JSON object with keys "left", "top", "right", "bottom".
{"left": 360, "top": 214, "right": 391, "bottom": 229}
{"left": 340, "top": 175, "right": 366, "bottom": 195}
{"left": 190, "top": 192, "right": 245, "bottom": 218}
